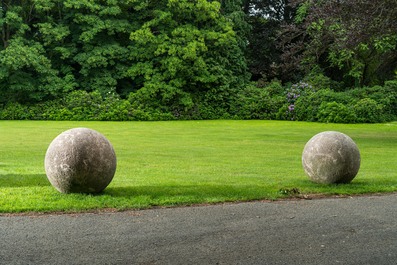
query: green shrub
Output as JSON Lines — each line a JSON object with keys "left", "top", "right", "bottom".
{"left": 128, "top": 83, "right": 194, "bottom": 120}
{"left": 2, "top": 78, "right": 396, "bottom": 122}
{"left": 303, "top": 67, "right": 334, "bottom": 90}
{"left": 64, "top": 90, "right": 102, "bottom": 120}
{"left": 294, "top": 89, "right": 355, "bottom": 122}
{"left": 47, "top": 108, "right": 74, "bottom": 121}
{"left": 0, "top": 103, "right": 30, "bottom": 120}
{"left": 98, "top": 94, "right": 132, "bottom": 121}
{"left": 194, "top": 102, "right": 232, "bottom": 120}
{"left": 260, "top": 79, "right": 285, "bottom": 96}
{"left": 231, "top": 83, "right": 284, "bottom": 119}
{"left": 317, "top": 101, "right": 357, "bottom": 123}
{"left": 346, "top": 83, "right": 397, "bottom": 122}
{"left": 353, "top": 98, "right": 385, "bottom": 123}
{"left": 384, "top": 80, "right": 397, "bottom": 117}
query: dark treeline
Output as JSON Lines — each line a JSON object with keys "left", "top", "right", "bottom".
{"left": 1, "top": 0, "right": 396, "bottom": 122}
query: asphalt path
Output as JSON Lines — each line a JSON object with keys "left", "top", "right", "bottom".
{"left": 1, "top": 194, "right": 396, "bottom": 265}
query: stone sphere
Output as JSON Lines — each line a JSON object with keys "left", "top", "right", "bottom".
{"left": 45, "top": 128, "right": 117, "bottom": 193}
{"left": 302, "top": 131, "right": 360, "bottom": 184}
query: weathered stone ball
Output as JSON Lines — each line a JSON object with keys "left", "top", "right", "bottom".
{"left": 302, "top": 131, "right": 360, "bottom": 184}
{"left": 45, "top": 128, "right": 117, "bottom": 193}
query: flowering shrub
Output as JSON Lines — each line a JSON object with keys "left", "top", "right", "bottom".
{"left": 284, "top": 81, "right": 313, "bottom": 120}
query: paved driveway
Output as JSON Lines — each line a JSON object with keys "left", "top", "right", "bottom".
{"left": 1, "top": 194, "right": 396, "bottom": 265}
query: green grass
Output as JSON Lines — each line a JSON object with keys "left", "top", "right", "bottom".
{"left": 0, "top": 120, "right": 396, "bottom": 213}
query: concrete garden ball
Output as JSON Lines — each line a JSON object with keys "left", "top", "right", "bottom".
{"left": 45, "top": 128, "right": 117, "bottom": 193}
{"left": 302, "top": 131, "right": 360, "bottom": 184}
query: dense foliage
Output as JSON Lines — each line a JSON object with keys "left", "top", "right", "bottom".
{"left": 1, "top": 0, "right": 396, "bottom": 122}
{"left": 280, "top": 0, "right": 397, "bottom": 86}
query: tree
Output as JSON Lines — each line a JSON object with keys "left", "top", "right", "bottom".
{"left": 279, "top": 0, "right": 397, "bottom": 87}
{"left": 62, "top": 0, "right": 135, "bottom": 96}
{"left": 0, "top": 0, "right": 75, "bottom": 103}
{"left": 239, "top": 0, "right": 295, "bottom": 81}
{"left": 243, "top": 0, "right": 294, "bottom": 21}
{"left": 127, "top": 0, "right": 249, "bottom": 117}
{"left": 1, "top": 0, "right": 249, "bottom": 118}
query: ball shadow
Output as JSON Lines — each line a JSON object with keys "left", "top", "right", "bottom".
{"left": 0, "top": 174, "right": 50, "bottom": 188}
{"left": 103, "top": 184, "right": 255, "bottom": 201}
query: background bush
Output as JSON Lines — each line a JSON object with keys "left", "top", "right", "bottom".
{"left": 230, "top": 82, "right": 284, "bottom": 120}
{"left": 317, "top": 102, "right": 357, "bottom": 123}
{"left": 1, "top": 78, "right": 396, "bottom": 123}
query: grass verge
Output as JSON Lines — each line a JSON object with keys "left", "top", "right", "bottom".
{"left": 0, "top": 120, "right": 396, "bottom": 213}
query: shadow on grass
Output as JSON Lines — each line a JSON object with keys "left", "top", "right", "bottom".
{"left": 104, "top": 184, "right": 264, "bottom": 201}
{"left": 0, "top": 174, "right": 50, "bottom": 188}
{"left": 102, "top": 179, "right": 397, "bottom": 202}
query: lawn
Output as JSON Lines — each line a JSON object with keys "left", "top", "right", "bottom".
{"left": 0, "top": 120, "right": 396, "bottom": 213}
